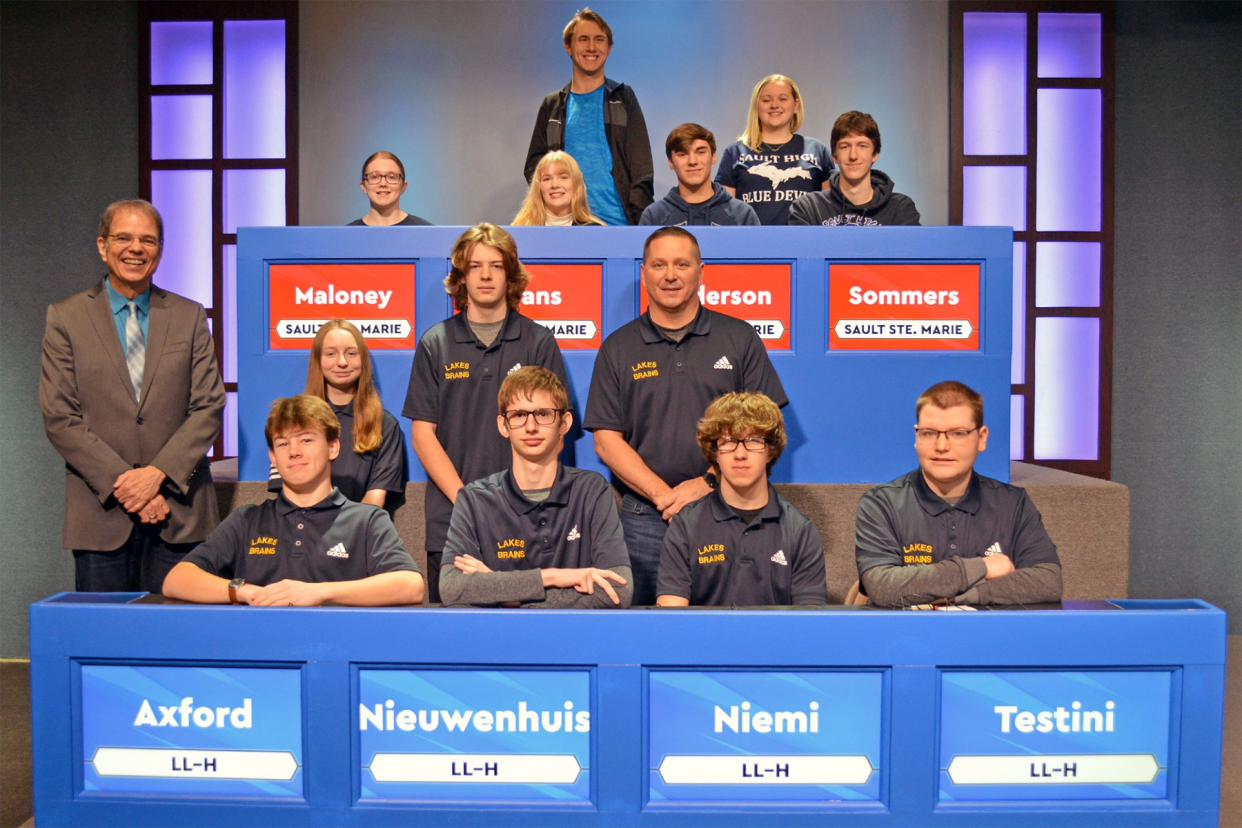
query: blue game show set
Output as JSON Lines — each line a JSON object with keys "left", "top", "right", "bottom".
{"left": 29, "top": 226, "right": 1228, "bottom": 825}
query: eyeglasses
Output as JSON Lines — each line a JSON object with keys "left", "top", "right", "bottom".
{"left": 914, "top": 426, "right": 979, "bottom": 444}
{"left": 716, "top": 436, "right": 768, "bottom": 452}
{"left": 503, "top": 408, "right": 565, "bottom": 428}
{"left": 106, "top": 234, "right": 160, "bottom": 250}
{"left": 363, "top": 172, "right": 404, "bottom": 185}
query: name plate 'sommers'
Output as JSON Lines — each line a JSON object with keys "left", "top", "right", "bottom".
{"left": 358, "top": 669, "right": 592, "bottom": 804}
{"left": 647, "top": 670, "right": 882, "bottom": 804}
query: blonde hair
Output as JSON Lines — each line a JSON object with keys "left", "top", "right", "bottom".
{"left": 265, "top": 395, "right": 341, "bottom": 449}
{"left": 513, "top": 152, "right": 605, "bottom": 226}
{"left": 304, "top": 320, "right": 384, "bottom": 454}
{"left": 562, "top": 7, "right": 613, "bottom": 47}
{"left": 738, "top": 74, "right": 805, "bottom": 151}
{"left": 444, "top": 223, "right": 531, "bottom": 312}
{"left": 498, "top": 366, "right": 569, "bottom": 414}
{"left": 916, "top": 380, "right": 984, "bottom": 428}
{"left": 697, "top": 392, "right": 787, "bottom": 471}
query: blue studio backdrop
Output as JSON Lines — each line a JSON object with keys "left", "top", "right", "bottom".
{"left": 236, "top": 226, "right": 1013, "bottom": 483}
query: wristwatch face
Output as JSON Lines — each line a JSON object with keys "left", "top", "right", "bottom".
{"left": 228, "top": 578, "right": 245, "bottom": 590}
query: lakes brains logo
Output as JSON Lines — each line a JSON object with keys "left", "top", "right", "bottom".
{"left": 269, "top": 263, "right": 417, "bottom": 349}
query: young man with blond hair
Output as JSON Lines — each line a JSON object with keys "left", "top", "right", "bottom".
{"left": 656, "top": 392, "right": 826, "bottom": 607}
{"left": 440, "top": 367, "right": 632, "bottom": 608}
{"left": 404, "top": 223, "right": 566, "bottom": 603}
{"left": 854, "top": 380, "right": 1061, "bottom": 607}
{"left": 163, "top": 396, "right": 424, "bottom": 606}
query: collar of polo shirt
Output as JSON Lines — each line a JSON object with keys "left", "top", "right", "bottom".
{"left": 913, "top": 471, "right": 982, "bottom": 516}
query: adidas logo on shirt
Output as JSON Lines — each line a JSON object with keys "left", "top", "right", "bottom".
{"left": 566, "top": 525, "right": 581, "bottom": 542}
{"left": 325, "top": 543, "right": 349, "bottom": 559}
{"left": 770, "top": 550, "right": 788, "bottom": 566}
{"left": 507, "top": 363, "right": 522, "bottom": 375}
{"left": 983, "top": 542, "right": 1004, "bottom": 557}
{"left": 714, "top": 356, "right": 734, "bottom": 370}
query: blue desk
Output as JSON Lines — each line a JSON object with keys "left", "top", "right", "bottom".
{"left": 30, "top": 597, "right": 1225, "bottom": 826}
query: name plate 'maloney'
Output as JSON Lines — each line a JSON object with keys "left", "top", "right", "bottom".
{"left": 80, "top": 665, "right": 304, "bottom": 799}
{"left": 939, "top": 670, "right": 1173, "bottom": 802}
{"left": 648, "top": 670, "right": 882, "bottom": 804}
{"left": 358, "top": 669, "right": 591, "bottom": 804}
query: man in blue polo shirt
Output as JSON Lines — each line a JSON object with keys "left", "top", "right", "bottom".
{"left": 586, "top": 226, "right": 788, "bottom": 606}
{"left": 657, "top": 392, "right": 826, "bottom": 607}
{"left": 162, "top": 396, "right": 424, "bottom": 606}
{"left": 440, "top": 367, "right": 632, "bottom": 608}
{"left": 404, "top": 224, "right": 567, "bottom": 604}
{"left": 854, "top": 380, "right": 1061, "bottom": 607}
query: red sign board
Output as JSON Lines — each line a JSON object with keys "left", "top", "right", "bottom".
{"left": 269, "top": 263, "right": 417, "bottom": 349}
{"left": 641, "top": 262, "right": 792, "bottom": 350}
{"left": 520, "top": 264, "right": 603, "bottom": 350}
{"left": 828, "top": 264, "right": 980, "bottom": 350}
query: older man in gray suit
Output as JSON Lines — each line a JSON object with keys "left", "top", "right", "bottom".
{"left": 40, "top": 199, "right": 225, "bottom": 592}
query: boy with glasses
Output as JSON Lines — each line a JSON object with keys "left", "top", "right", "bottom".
{"left": 656, "top": 393, "right": 826, "bottom": 607}
{"left": 854, "top": 380, "right": 1061, "bottom": 607}
{"left": 439, "top": 367, "right": 632, "bottom": 608}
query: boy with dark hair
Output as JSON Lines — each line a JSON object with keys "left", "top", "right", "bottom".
{"left": 440, "top": 367, "right": 632, "bottom": 608}
{"left": 524, "top": 7, "right": 653, "bottom": 225}
{"left": 854, "top": 380, "right": 1062, "bottom": 607}
{"left": 656, "top": 392, "right": 826, "bottom": 607}
{"left": 640, "top": 123, "right": 759, "bottom": 226}
{"left": 162, "top": 396, "right": 424, "bottom": 606}
{"left": 405, "top": 224, "right": 567, "bottom": 604}
{"left": 789, "top": 110, "right": 921, "bottom": 227}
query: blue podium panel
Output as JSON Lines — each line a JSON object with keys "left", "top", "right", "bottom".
{"left": 236, "top": 226, "right": 1013, "bottom": 484}
{"left": 30, "top": 596, "right": 1225, "bottom": 827}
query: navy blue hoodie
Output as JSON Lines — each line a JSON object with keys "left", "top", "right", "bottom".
{"left": 788, "top": 170, "right": 921, "bottom": 226}
{"left": 639, "top": 183, "right": 760, "bottom": 226}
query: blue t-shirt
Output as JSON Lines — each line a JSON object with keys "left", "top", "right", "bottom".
{"left": 565, "top": 86, "right": 627, "bottom": 226}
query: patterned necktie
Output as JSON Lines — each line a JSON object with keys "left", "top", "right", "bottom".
{"left": 125, "top": 301, "right": 145, "bottom": 401}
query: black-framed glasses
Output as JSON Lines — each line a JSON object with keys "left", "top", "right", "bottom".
{"left": 106, "top": 234, "right": 160, "bottom": 250}
{"left": 363, "top": 171, "right": 404, "bottom": 185}
{"left": 503, "top": 408, "right": 566, "bottom": 428}
{"left": 716, "top": 436, "right": 768, "bottom": 452}
{"left": 913, "top": 426, "right": 979, "bottom": 444}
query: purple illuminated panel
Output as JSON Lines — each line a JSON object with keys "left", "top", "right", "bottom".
{"left": 150, "top": 170, "right": 213, "bottom": 308}
{"left": 1038, "top": 13, "right": 1102, "bottom": 78}
{"left": 150, "top": 21, "right": 212, "bottom": 86}
{"left": 1010, "top": 395, "right": 1025, "bottom": 461}
{"left": 1037, "top": 89, "right": 1101, "bottom": 231}
{"left": 1036, "top": 242, "right": 1101, "bottom": 307}
{"left": 224, "top": 391, "right": 238, "bottom": 457}
{"left": 1012, "top": 242, "right": 1026, "bottom": 383}
{"left": 224, "top": 169, "right": 286, "bottom": 233}
{"left": 224, "top": 20, "right": 286, "bottom": 159}
{"left": 223, "top": 245, "right": 237, "bottom": 384}
{"left": 1034, "top": 318, "right": 1099, "bottom": 460}
{"left": 963, "top": 166, "right": 1026, "bottom": 230}
{"left": 151, "top": 95, "right": 212, "bottom": 160}
{"left": 963, "top": 13, "right": 1027, "bottom": 156}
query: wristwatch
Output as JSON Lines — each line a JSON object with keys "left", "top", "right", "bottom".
{"left": 703, "top": 471, "right": 718, "bottom": 490}
{"left": 228, "top": 578, "right": 246, "bottom": 604}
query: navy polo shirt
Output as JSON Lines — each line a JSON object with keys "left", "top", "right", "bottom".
{"left": 403, "top": 310, "right": 566, "bottom": 551}
{"left": 181, "top": 489, "right": 420, "bottom": 585}
{"left": 657, "top": 486, "right": 827, "bottom": 606}
{"left": 584, "top": 306, "right": 787, "bottom": 504}
{"left": 268, "top": 401, "right": 405, "bottom": 503}
{"left": 444, "top": 464, "right": 630, "bottom": 573}
{"left": 855, "top": 469, "right": 1060, "bottom": 582}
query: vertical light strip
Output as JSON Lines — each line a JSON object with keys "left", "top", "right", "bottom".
{"left": 963, "top": 166, "right": 1027, "bottom": 230}
{"left": 1036, "top": 242, "right": 1101, "bottom": 307}
{"left": 1034, "top": 318, "right": 1100, "bottom": 460}
{"left": 224, "top": 391, "right": 239, "bottom": 457}
{"left": 151, "top": 95, "right": 213, "bottom": 160}
{"left": 1010, "top": 394, "right": 1025, "bottom": 461}
{"left": 224, "top": 169, "right": 287, "bottom": 232}
{"left": 1036, "top": 89, "right": 1102, "bottom": 231}
{"left": 963, "top": 13, "right": 1027, "bottom": 155}
{"left": 224, "top": 20, "right": 286, "bottom": 159}
{"left": 150, "top": 21, "right": 213, "bottom": 85}
{"left": 222, "top": 244, "right": 237, "bottom": 384}
{"left": 1012, "top": 241, "right": 1026, "bottom": 382}
{"left": 150, "top": 170, "right": 213, "bottom": 308}
{"left": 1037, "top": 13, "right": 1102, "bottom": 78}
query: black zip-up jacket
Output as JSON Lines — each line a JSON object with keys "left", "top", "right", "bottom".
{"left": 788, "top": 169, "right": 921, "bottom": 227}
{"left": 524, "top": 78, "right": 654, "bottom": 225}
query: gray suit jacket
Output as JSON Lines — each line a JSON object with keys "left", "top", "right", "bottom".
{"left": 40, "top": 279, "right": 225, "bottom": 550}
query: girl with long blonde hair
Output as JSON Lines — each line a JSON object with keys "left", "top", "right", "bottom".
{"left": 513, "top": 151, "right": 606, "bottom": 226}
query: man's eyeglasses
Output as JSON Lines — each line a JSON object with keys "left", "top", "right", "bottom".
{"left": 106, "top": 234, "right": 160, "bottom": 250}
{"left": 914, "top": 426, "right": 979, "bottom": 444}
{"left": 503, "top": 408, "right": 566, "bottom": 428}
{"left": 363, "top": 172, "right": 404, "bottom": 185}
{"left": 715, "top": 436, "right": 768, "bottom": 452}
